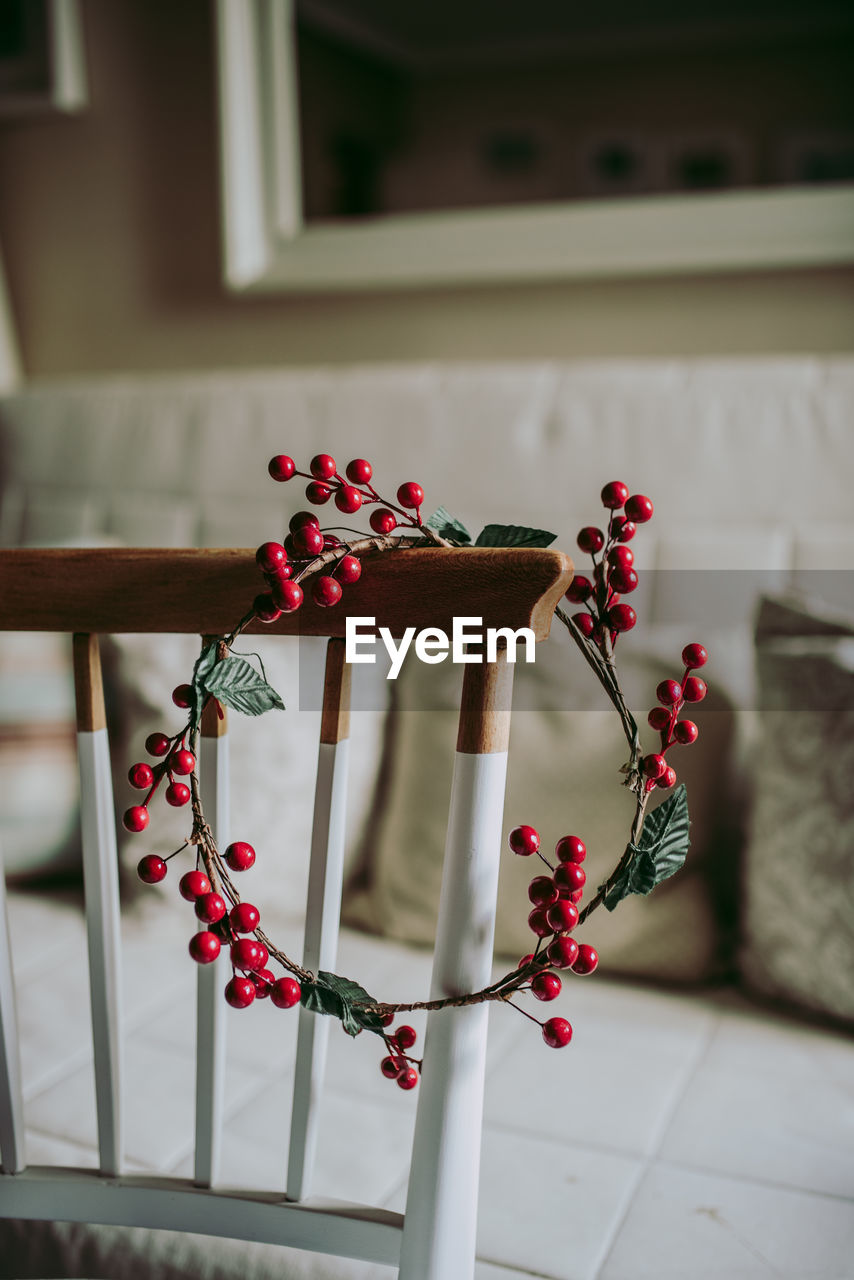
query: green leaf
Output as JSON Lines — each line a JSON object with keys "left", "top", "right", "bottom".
{"left": 474, "top": 523, "right": 557, "bottom": 549}
{"left": 602, "top": 785, "right": 690, "bottom": 911}
{"left": 300, "top": 970, "right": 386, "bottom": 1037}
{"left": 425, "top": 506, "right": 472, "bottom": 544}
{"left": 189, "top": 643, "right": 219, "bottom": 735}
{"left": 201, "top": 655, "right": 285, "bottom": 718}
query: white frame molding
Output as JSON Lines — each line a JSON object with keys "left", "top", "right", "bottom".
{"left": 215, "top": 0, "right": 854, "bottom": 293}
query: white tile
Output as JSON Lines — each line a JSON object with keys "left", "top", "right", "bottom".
{"left": 484, "top": 979, "right": 716, "bottom": 1158}
{"left": 600, "top": 1164, "right": 854, "bottom": 1279}
{"left": 659, "top": 1008, "right": 854, "bottom": 1197}
{"left": 476, "top": 1128, "right": 643, "bottom": 1280}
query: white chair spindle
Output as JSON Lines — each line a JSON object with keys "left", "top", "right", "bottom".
{"left": 399, "top": 653, "right": 515, "bottom": 1280}
{"left": 195, "top": 693, "right": 230, "bottom": 1188}
{"left": 287, "top": 639, "right": 352, "bottom": 1202}
{"left": 0, "top": 843, "right": 26, "bottom": 1174}
{"left": 73, "top": 633, "right": 124, "bottom": 1179}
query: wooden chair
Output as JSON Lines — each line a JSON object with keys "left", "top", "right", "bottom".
{"left": 0, "top": 546, "right": 572, "bottom": 1278}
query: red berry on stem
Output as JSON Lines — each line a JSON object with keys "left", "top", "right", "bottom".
{"left": 682, "top": 643, "right": 708, "bottom": 670}
{"left": 337, "top": 554, "right": 362, "bottom": 584}
{"left": 230, "top": 902, "right": 260, "bottom": 933}
{"left": 255, "top": 541, "right": 288, "bottom": 573}
{"left": 547, "top": 936, "right": 580, "bottom": 969}
{"left": 518, "top": 953, "right": 535, "bottom": 968}
{"left": 166, "top": 782, "right": 190, "bottom": 807}
{"left": 310, "top": 453, "right": 336, "bottom": 480}
{"left": 542, "top": 1017, "right": 573, "bottom": 1048}
{"left": 528, "top": 876, "right": 559, "bottom": 906}
{"left": 137, "top": 854, "right": 166, "bottom": 883}
{"left": 305, "top": 481, "right": 332, "bottom": 505}
{"left": 170, "top": 748, "right": 195, "bottom": 776}
{"left": 189, "top": 931, "right": 221, "bottom": 964}
{"left": 225, "top": 841, "right": 256, "bottom": 872}
{"left": 292, "top": 524, "right": 324, "bottom": 557}
{"left": 565, "top": 575, "right": 593, "bottom": 604}
{"left": 601, "top": 480, "right": 629, "bottom": 509}
{"left": 268, "top": 455, "right": 296, "bottom": 482}
{"left": 572, "top": 613, "right": 595, "bottom": 637}
{"left": 683, "top": 677, "right": 707, "bottom": 703}
{"left": 225, "top": 976, "right": 256, "bottom": 1009}
{"left": 335, "top": 485, "right": 363, "bottom": 515}
{"left": 657, "top": 679, "right": 683, "bottom": 706}
{"left": 123, "top": 805, "right": 149, "bottom": 833}
{"left": 555, "top": 835, "right": 586, "bottom": 863}
{"left": 128, "top": 762, "right": 153, "bottom": 789}
{"left": 657, "top": 766, "right": 677, "bottom": 789}
{"left": 569, "top": 888, "right": 583, "bottom": 904}
{"left": 381, "top": 1055, "right": 402, "bottom": 1079}
{"left": 527, "top": 907, "right": 552, "bottom": 938}
{"left": 397, "top": 1067, "right": 419, "bottom": 1090}
{"left": 608, "top": 545, "right": 634, "bottom": 570}
{"left": 554, "top": 862, "right": 586, "bottom": 894}
{"left": 531, "top": 971, "right": 562, "bottom": 1002}
{"left": 172, "top": 683, "right": 194, "bottom": 709}
{"left": 673, "top": 719, "right": 699, "bottom": 744}
{"left": 255, "top": 942, "right": 269, "bottom": 969}
{"left": 289, "top": 510, "right": 320, "bottom": 534}
{"left": 572, "top": 944, "right": 599, "bottom": 975}
{"left": 273, "top": 580, "right": 304, "bottom": 613}
{"left": 509, "top": 824, "right": 539, "bottom": 856}
{"left": 395, "top": 1025, "right": 417, "bottom": 1050}
{"left": 625, "top": 494, "right": 654, "bottom": 523}
{"left": 196, "top": 892, "right": 226, "bottom": 923}
{"left": 370, "top": 508, "right": 397, "bottom": 534}
{"left": 271, "top": 976, "right": 301, "bottom": 1009}
{"left": 647, "top": 707, "right": 670, "bottom": 731}
{"left": 252, "top": 968, "right": 274, "bottom": 998}
{"left": 547, "top": 899, "right": 579, "bottom": 932}
{"left": 179, "top": 870, "right": 211, "bottom": 901}
{"left": 609, "top": 566, "right": 639, "bottom": 594}
{"left": 253, "top": 592, "right": 282, "bottom": 623}
{"left": 346, "top": 458, "right": 373, "bottom": 484}
{"left": 577, "top": 527, "right": 605, "bottom": 554}
{"left": 616, "top": 520, "right": 637, "bottom": 543}
{"left": 608, "top": 604, "right": 637, "bottom": 632}
{"left": 312, "top": 576, "right": 343, "bottom": 608}
{"left": 642, "top": 753, "right": 667, "bottom": 779}
{"left": 397, "top": 482, "right": 424, "bottom": 509}
{"left": 231, "top": 938, "right": 264, "bottom": 971}
{"left": 145, "top": 733, "right": 170, "bottom": 758}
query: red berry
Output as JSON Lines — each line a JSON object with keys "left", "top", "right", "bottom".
{"left": 554, "top": 862, "right": 586, "bottom": 894}
{"left": 179, "top": 870, "right": 211, "bottom": 901}
{"left": 137, "top": 854, "right": 166, "bottom": 883}
{"left": 616, "top": 520, "right": 637, "bottom": 543}
{"left": 128, "top": 762, "right": 153, "bottom": 789}
{"left": 346, "top": 458, "right": 373, "bottom": 484}
{"left": 165, "top": 782, "right": 190, "bottom": 807}
{"left": 268, "top": 454, "right": 296, "bottom": 482}
{"left": 572, "top": 944, "right": 599, "bottom": 975}
{"left": 123, "top": 805, "right": 149, "bottom": 833}
{"left": 312, "top": 576, "right": 343, "bottom": 608}
{"left": 518, "top": 953, "right": 535, "bottom": 969}
{"left": 555, "top": 835, "right": 586, "bottom": 864}
{"left": 252, "top": 968, "right": 274, "bottom": 998}
{"left": 292, "top": 524, "right": 324, "bottom": 557}
{"left": 229, "top": 902, "right": 260, "bottom": 933}
{"left": 172, "top": 683, "right": 194, "bottom": 709}
{"left": 270, "top": 976, "right": 301, "bottom": 1009}
{"left": 225, "top": 976, "right": 256, "bottom": 1009}
{"left": 509, "top": 824, "right": 539, "bottom": 856}
{"left": 397, "top": 1067, "right": 419, "bottom": 1090}
{"left": 657, "top": 679, "right": 683, "bottom": 706}
{"left": 370, "top": 508, "right": 397, "bottom": 535}
{"left": 682, "top": 643, "right": 708, "bottom": 670}
{"left": 255, "top": 942, "right": 269, "bottom": 969}
{"left": 273, "top": 580, "right": 303, "bottom": 613}
{"left": 642, "top": 753, "right": 667, "bottom": 779}
{"left": 195, "top": 893, "right": 226, "bottom": 923}
{"left": 531, "top": 971, "right": 562, "bottom": 1002}
{"left": 381, "top": 1055, "right": 402, "bottom": 1079}
{"left": 378, "top": 1011, "right": 395, "bottom": 1028}
{"left": 648, "top": 707, "right": 670, "bottom": 730}
{"left": 547, "top": 936, "right": 580, "bottom": 969}
{"left": 253, "top": 592, "right": 282, "bottom": 623}
{"left": 542, "top": 1017, "right": 573, "bottom": 1048}
{"left": 189, "top": 931, "right": 221, "bottom": 964}
{"left": 547, "top": 899, "right": 579, "bottom": 933}
{"left": 289, "top": 511, "right": 320, "bottom": 534}
{"left": 683, "top": 677, "right": 707, "bottom": 703}
{"left": 305, "top": 481, "right": 332, "bottom": 505}
{"left": 310, "top": 453, "right": 337, "bottom": 480}
{"left": 608, "top": 545, "right": 634, "bottom": 570}
{"left": 322, "top": 535, "right": 342, "bottom": 549}
{"left": 569, "top": 888, "right": 583, "bottom": 904}
{"left": 572, "top": 613, "right": 595, "bottom": 637}
{"left": 231, "top": 938, "right": 264, "bottom": 971}
{"left": 577, "top": 527, "right": 604, "bottom": 554}
{"left": 224, "top": 841, "right": 256, "bottom": 872}
{"left": 673, "top": 719, "right": 699, "bottom": 745}
{"left": 528, "top": 876, "right": 558, "bottom": 906}
{"left": 608, "top": 604, "right": 637, "bottom": 632}
{"left": 145, "top": 733, "right": 170, "bottom": 758}
{"left": 397, "top": 482, "right": 423, "bottom": 509}
{"left": 169, "top": 748, "right": 195, "bottom": 776}
{"left": 528, "top": 907, "right": 552, "bottom": 938}
{"left": 609, "top": 567, "right": 639, "bottom": 594}
{"left": 337, "top": 554, "right": 362, "bottom": 584}
{"left": 565, "top": 575, "right": 593, "bottom": 604}
{"left": 601, "top": 480, "right": 629, "bottom": 509}
{"left": 625, "top": 494, "right": 654, "bottom": 523}
{"left": 334, "top": 485, "right": 362, "bottom": 515}
{"left": 657, "top": 766, "right": 677, "bottom": 789}
{"left": 395, "top": 1025, "right": 417, "bottom": 1050}
{"left": 255, "top": 541, "right": 288, "bottom": 573}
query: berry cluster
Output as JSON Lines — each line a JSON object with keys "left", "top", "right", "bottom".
{"left": 643, "top": 643, "right": 708, "bottom": 793}
{"left": 565, "top": 480, "right": 654, "bottom": 648}
{"left": 123, "top": 699, "right": 198, "bottom": 836}
{"left": 378, "top": 1022, "right": 421, "bottom": 1091}
{"left": 507, "top": 825, "right": 600, "bottom": 1050}
{"left": 253, "top": 454, "right": 426, "bottom": 621}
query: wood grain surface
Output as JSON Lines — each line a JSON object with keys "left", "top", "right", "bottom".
{"left": 72, "top": 633, "right": 106, "bottom": 732}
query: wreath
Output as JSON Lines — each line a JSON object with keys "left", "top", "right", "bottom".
{"left": 124, "top": 454, "right": 708, "bottom": 1092}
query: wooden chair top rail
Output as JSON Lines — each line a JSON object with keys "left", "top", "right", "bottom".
{"left": 0, "top": 547, "right": 574, "bottom": 639}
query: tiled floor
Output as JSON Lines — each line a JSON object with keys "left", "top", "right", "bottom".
{"left": 4, "top": 886, "right": 854, "bottom": 1279}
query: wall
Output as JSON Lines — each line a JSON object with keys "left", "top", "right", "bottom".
{"left": 0, "top": 0, "right": 852, "bottom": 380}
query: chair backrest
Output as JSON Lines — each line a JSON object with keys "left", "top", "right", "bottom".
{"left": 0, "top": 546, "right": 572, "bottom": 1278}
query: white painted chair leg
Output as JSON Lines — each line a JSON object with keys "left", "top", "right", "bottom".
{"left": 0, "top": 846, "right": 25, "bottom": 1174}
{"left": 195, "top": 699, "right": 230, "bottom": 1189}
